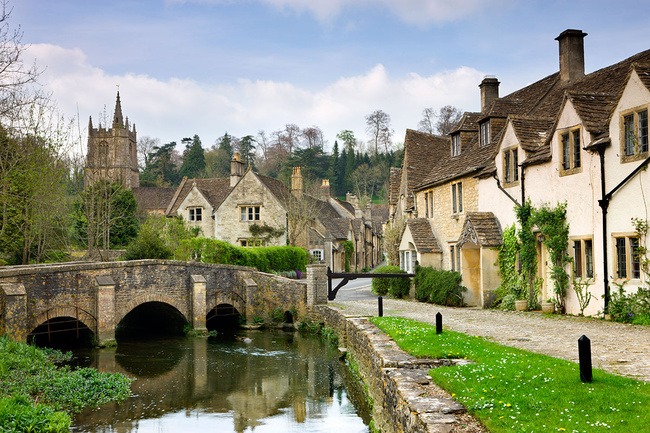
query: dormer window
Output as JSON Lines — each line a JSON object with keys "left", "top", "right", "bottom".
{"left": 452, "top": 134, "right": 461, "bottom": 156}
{"left": 621, "top": 108, "right": 648, "bottom": 162}
{"left": 480, "top": 121, "right": 490, "bottom": 146}
{"left": 559, "top": 127, "right": 582, "bottom": 176}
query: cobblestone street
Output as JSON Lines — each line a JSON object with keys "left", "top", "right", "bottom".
{"left": 329, "top": 297, "right": 650, "bottom": 382}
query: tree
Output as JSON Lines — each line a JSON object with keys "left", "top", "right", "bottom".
{"left": 417, "top": 107, "right": 437, "bottom": 134}
{"left": 336, "top": 130, "right": 357, "bottom": 152}
{"left": 301, "top": 126, "right": 325, "bottom": 150}
{"left": 179, "top": 134, "right": 205, "bottom": 179}
{"left": 279, "top": 123, "right": 301, "bottom": 153}
{"left": 283, "top": 192, "right": 322, "bottom": 247}
{"left": 365, "top": 109, "right": 393, "bottom": 154}
{"left": 436, "top": 105, "right": 463, "bottom": 135}
{"left": 137, "top": 136, "right": 159, "bottom": 171}
{"left": 237, "top": 135, "right": 256, "bottom": 169}
{"left": 141, "top": 142, "right": 179, "bottom": 186}
{"left": 75, "top": 180, "right": 139, "bottom": 259}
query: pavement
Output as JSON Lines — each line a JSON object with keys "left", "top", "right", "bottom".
{"left": 328, "top": 293, "right": 650, "bottom": 382}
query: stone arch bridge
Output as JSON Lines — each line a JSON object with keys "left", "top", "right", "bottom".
{"left": 0, "top": 260, "right": 327, "bottom": 345}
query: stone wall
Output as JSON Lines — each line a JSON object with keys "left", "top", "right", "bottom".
{"left": 0, "top": 261, "right": 326, "bottom": 344}
{"left": 311, "top": 306, "right": 468, "bottom": 433}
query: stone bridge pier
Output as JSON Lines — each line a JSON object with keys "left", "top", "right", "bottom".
{"left": 0, "top": 261, "right": 327, "bottom": 345}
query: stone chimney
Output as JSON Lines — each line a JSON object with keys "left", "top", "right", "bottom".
{"left": 320, "top": 179, "right": 330, "bottom": 198}
{"left": 556, "top": 29, "right": 587, "bottom": 82}
{"left": 230, "top": 152, "right": 245, "bottom": 187}
{"left": 479, "top": 76, "right": 500, "bottom": 112}
{"left": 291, "top": 167, "right": 303, "bottom": 196}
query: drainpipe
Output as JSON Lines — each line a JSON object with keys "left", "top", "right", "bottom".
{"left": 596, "top": 147, "right": 609, "bottom": 314}
{"left": 520, "top": 164, "right": 526, "bottom": 204}
{"left": 492, "top": 174, "right": 520, "bottom": 206}
{"left": 597, "top": 149, "right": 650, "bottom": 314}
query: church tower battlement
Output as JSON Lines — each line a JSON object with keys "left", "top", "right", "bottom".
{"left": 85, "top": 91, "right": 139, "bottom": 189}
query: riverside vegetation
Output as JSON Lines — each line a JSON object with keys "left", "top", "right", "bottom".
{"left": 372, "top": 317, "right": 649, "bottom": 433}
{"left": 0, "top": 337, "right": 132, "bottom": 433}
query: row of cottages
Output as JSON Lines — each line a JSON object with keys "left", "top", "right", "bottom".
{"left": 391, "top": 29, "right": 650, "bottom": 316}
{"left": 142, "top": 154, "right": 384, "bottom": 272}
{"left": 86, "top": 93, "right": 387, "bottom": 271}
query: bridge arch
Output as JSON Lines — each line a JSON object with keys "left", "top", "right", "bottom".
{"left": 31, "top": 306, "right": 97, "bottom": 333}
{"left": 116, "top": 293, "right": 189, "bottom": 326}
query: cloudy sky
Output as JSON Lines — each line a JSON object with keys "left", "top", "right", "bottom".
{"left": 14, "top": 0, "right": 650, "bottom": 153}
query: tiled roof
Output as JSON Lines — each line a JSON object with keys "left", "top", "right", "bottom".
{"left": 457, "top": 212, "right": 502, "bottom": 247}
{"left": 566, "top": 92, "right": 618, "bottom": 137}
{"left": 166, "top": 177, "right": 232, "bottom": 217}
{"left": 256, "top": 173, "right": 291, "bottom": 204}
{"left": 371, "top": 204, "right": 389, "bottom": 223}
{"left": 401, "top": 129, "right": 449, "bottom": 201}
{"left": 132, "top": 187, "right": 177, "bottom": 212}
{"left": 635, "top": 63, "right": 650, "bottom": 90}
{"left": 389, "top": 167, "right": 401, "bottom": 207}
{"left": 405, "top": 219, "right": 441, "bottom": 253}
{"left": 333, "top": 197, "right": 356, "bottom": 215}
{"left": 450, "top": 112, "right": 481, "bottom": 133}
{"left": 509, "top": 116, "right": 555, "bottom": 153}
{"left": 419, "top": 134, "right": 495, "bottom": 188}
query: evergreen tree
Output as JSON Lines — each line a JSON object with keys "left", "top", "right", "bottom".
{"left": 329, "top": 141, "right": 340, "bottom": 196}
{"left": 179, "top": 134, "right": 205, "bottom": 179}
{"left": 238, "top": 135, "right": 256, "bottom": 169}
{"left": 140, "top": 142, "right": 179, "bottom": 186}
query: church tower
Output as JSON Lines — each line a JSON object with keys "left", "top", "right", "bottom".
{"left": 85, "top": 91, "right": 139, "bottom": 189}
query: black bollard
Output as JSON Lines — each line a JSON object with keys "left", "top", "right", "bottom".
{"left": 578, "top": 335, "right": 592, "bottom": 383}
{"left": 436, "top": 312, "right": 442, "bottom": 334}
{"left": 378, "top": 296, "right": 383, "bottom": 317}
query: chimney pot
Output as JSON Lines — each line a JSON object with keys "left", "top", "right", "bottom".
{"left": 556, "top": 29, "right": 587, "bottom": 82}
{"left": 479, "top": 76, "right": 500, "bottom": 112}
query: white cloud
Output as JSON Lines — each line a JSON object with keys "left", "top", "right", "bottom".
{"left": 24, "top": 43, "right": 484, "bottom": 151}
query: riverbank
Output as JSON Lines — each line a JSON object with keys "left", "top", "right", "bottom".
{"left": 310, "top": 306, "right": 486, "bottom": 433}
{"left": 0, "top": 337, "right": 131, "bottom": 432}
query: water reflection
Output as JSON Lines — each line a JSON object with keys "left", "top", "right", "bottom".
{"left": 71, "top": 330, "right": 370, "bottom": 433}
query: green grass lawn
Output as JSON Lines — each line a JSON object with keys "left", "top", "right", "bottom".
{"left": 371, "top": 317, "right": 650, "bottom": 433}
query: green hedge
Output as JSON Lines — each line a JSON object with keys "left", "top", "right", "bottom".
{"left": 175, "top": 238, "right": 307, "bottom": 272}
{"left": 414, "top": 265, "right": 466, "bottom": 306}
{"left": 372, "top": 265, "right": 411, "bottom": 298}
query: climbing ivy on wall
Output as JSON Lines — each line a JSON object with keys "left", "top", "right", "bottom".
{"left": 516, "top": 200, "right": 538, "bottom": 308}
{"left": 534, "top": 202, "right": 571, "bottom": 313}
{"left": 342, "top": 240, "right": 354, "bottom": 272}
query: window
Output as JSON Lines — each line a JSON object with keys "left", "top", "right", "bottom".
{"left": 429, "top": 191, "right": 434, "bottom": 217}
{"left": 621, "top": 108, "right": 648, "bottom": 161}
{"left": 240, "top": 206, "right": 261, "bottom": 221}
{"left": 450, "top": 245, "right": 461, "bottom": 272}
{"left": 424, "top": 193, "right": 429, "bottom": 218}
{"left": 310, "top": 249, "right": 324, "bottom": 262}
{"left": 503, "top": 148, "right": 519, "bottom": 185}
{"left": 559, "top": 127, "right": 582, "bottom": 174}
{"left": 188, "top": 207, "right": 202, "bottom": 222}
{"left": 451, "top": 182, "right": 463, "bottom": 214}
{"left": 400, "top": 250, "right": 416, "bottom": 273}
{"left": 615, "top": 235, "right": 640, "bottom": 279}
{"left": 572, "top": 238, "right": 594, "bottom": 279}
{"left": 480, "top": 121, "right": 490, "bottom": 146}
{"left": 452, "top": 134, "right": 461, "bottom": 156}
{"left": 240, "top": 238, "right": 264, "bottom": 247}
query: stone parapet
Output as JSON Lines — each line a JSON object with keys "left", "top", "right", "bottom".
{"left": 311, "top": 306, "right": 469, "bottom": 433}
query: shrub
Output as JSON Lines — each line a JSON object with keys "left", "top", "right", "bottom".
{"left": 372, "top": 265, "right": 411, "bottom": 298}
{"left": 175, "top": 238, "right": 308, "bottom": 272}
{"left": 499, "top": 293, "right": 516, "bottom": 311}
{"left": 413, "top": 266, "right": 465, "bottom": 306}
{"left": 123, "top": 226, "right": 173, "bottom": 260}
{"left": 609, "top": 284, "right": 650, "bottom": 324}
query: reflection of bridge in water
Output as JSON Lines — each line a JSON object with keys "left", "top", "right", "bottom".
{"left": 0, "top": 260, "right": 327, "bottom": 346}
{"left": 72, "top": 332, "right": 368, "bottom": 432}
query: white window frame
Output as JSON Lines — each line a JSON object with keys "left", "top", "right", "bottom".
{"left": 240, "top": 205, "right": 261, "bottom": 221}
{"left": 451, "top": 134, "right": 461, "bottom": 157}
{"left": 310, "top": 249, "right": 324, "bottom": 262}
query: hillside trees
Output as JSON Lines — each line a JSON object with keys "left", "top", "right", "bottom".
{"left": 179, "top": 134, "right": 205, "bottom": 179}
